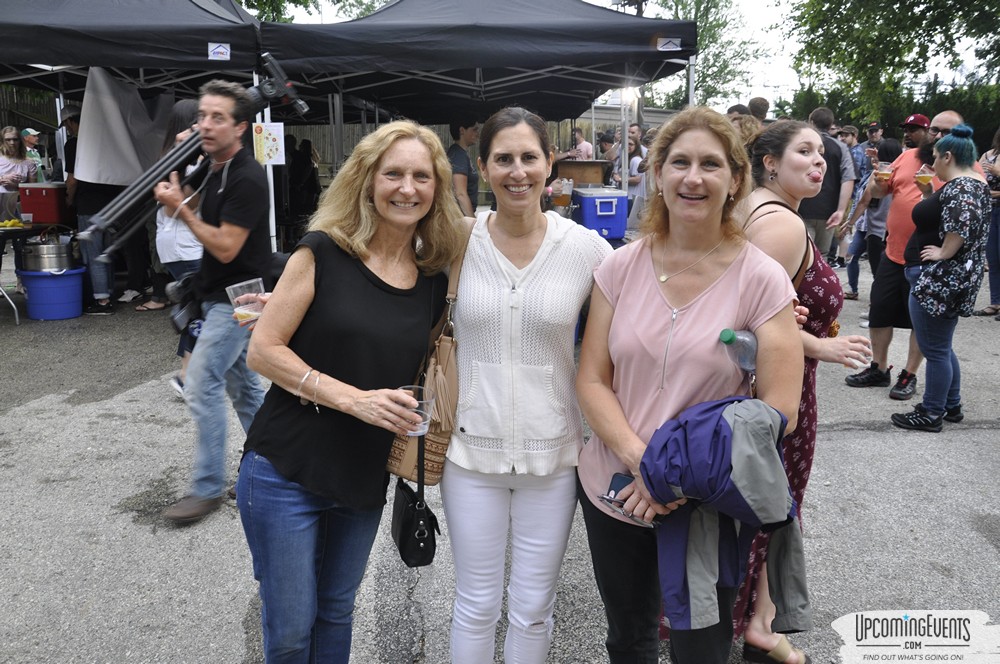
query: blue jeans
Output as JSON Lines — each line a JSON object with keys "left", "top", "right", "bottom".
{"left": 77, "top": 214, "right": 115, "bottom": 300}
{"left": 905, "top": 266, "right": 961, "bottom": 416}
{"left": 164, "top": 259, "right": 201, "bottom": 282}
{"left": 985, "top": 206, "right": 1000, "bottom": 306}
{"left": 185, "top": 299, "right": 263, "bottom": 498}
{"left": 846, "top": 228, "right": 866, "bottom": 293}
{"left": 237, "top": 451, "right": 383, "bottom": 664}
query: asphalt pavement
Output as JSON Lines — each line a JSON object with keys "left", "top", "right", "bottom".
{"left": 1, "top": 255, "right": 997, "bottom": 664}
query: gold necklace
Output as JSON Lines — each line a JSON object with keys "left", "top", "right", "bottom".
{"left": 658, "top": 238, "right": 725, "bottom": 283}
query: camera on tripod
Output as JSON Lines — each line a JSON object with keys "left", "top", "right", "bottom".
{"left": 77, "top": 52, "right": 308, "bottom": 261}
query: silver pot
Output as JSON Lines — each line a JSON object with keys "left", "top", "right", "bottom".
{"left": 21, "top": 243, "right": 77, "bottom": 272}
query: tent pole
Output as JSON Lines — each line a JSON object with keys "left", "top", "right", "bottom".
{"left": 687, "top": 55, "right": 696, "bottom": 107}
{"left": 591, "top": 103, "right": 596, "bottom": 151}
{"left": 619, "top": 90, "right": 627, "bottom": 194}
{"left": 327, "top": 94, "right": 335, "bottom": 174}
{"left": 56, "top": 89, "right": 68, "bottom": 172}
{"left": 333, "top": 93, "right": 344, "bottom": 171}
{"left": 254, "top": 70, "right": 277, "bottom": 253}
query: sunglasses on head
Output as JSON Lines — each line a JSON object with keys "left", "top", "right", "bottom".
{"left": 929, "top": 126, "right": 951, "bottom": 136}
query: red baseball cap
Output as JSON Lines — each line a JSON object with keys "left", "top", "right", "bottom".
{"left": 899, "top": 114, "right": 930, "bottom": 129}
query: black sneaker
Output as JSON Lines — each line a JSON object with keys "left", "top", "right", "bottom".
{"left": 889, "top": 369, "right": 918, "bottom": 400}
{"left": 84, "top": 301, "right": 115, "bottom": 316}
{"left": 916, "top": 402, "right": 964, "bottom": 423}
{"left": 891, "top": 407, "right": 943, "bottom": 432}
{"left": 846, "top": 362, "right": 892, "bottom": 387}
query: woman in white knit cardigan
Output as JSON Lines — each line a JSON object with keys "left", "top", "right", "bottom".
{"left": 439, "top": 107, "right": 613, "bottom": 663}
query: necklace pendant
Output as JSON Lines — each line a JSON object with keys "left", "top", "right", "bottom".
{"left": 658, "top": 274, "right": 668, "bottom": 283}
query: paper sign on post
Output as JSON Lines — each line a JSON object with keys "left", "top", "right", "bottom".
{"left": 252, "top": 123, "right": 286, "bottom": 166}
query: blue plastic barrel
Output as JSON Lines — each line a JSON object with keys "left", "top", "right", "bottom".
{"left": 15, "top": 268, "right": 85, "bottom": 320}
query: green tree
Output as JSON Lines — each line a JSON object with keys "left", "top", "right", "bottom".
{"left": 619, "top": 0, "right": 766, "bottom": 108}
{"left": 243, "top": 0, "right": 320, "bottom": 22}
{"left": 324, "top": 0, "right": 389, "bottom": 19}
{"left": 922, "top": 76, "right": 1000, "bottom": 154}
{"left": 789, "top": 0, "right": 1000, "bottom": 118}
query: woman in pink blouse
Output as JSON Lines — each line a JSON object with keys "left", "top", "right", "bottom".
{"left": 576, "top": 106, "right": 803, "bottom": 664}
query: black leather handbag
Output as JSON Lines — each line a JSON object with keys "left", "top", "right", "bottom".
{"left": 390, "top": 434, "right": 440, "bottom": 568}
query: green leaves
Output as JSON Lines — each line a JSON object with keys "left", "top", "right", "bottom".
{"left": 243, "top": 0, "right": 321, "bottom": 22}
{"left": 643, "top": 0, "right": 767, "bottom": 107}
{"left": 789, "top": 0, "right": 1000, "bottom": 117}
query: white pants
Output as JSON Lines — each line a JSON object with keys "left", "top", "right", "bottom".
{"left": 440, "top": 459, "right": 577, "bottom": 664}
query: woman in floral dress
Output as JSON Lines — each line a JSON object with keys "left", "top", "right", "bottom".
{"left": 734, "top": 120, "right": 873, "bottom": 664}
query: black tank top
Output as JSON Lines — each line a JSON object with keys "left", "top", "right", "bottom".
{"left": 244, "top": 231, "right": 447, "bottom": 508}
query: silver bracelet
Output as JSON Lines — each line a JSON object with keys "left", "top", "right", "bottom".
{"left": 296, "top": 368, "right": 313, "bottom": 403}
{"left": 310, "top": 372, "right": 321, "bottom": 414}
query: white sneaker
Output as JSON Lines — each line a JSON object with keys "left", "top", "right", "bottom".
{"left": 118, "top": 289, "right": 142, "bottom": 303}
{"left": 859, "top": 320, "right": 869, "bottom": 328}
{"left": 860, "top": 312, "right": 869, "bottom": 320}
{"left": 169, "top": 374, "right": 185, "bottom": 398}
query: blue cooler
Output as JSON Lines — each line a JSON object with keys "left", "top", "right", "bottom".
{"left": 571, "top": 186, "right": 627, "bottom": 240}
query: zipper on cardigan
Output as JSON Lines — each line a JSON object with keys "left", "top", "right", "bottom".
{"left": 508, "top": 283, "right": 520, "bottom": 474}
{"left": 659, "top": 308, "right": 679, "bottom": 390}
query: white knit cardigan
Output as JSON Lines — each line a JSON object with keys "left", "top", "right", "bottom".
{"left": 447, "top": 211, "right": 613, "bottom": 476}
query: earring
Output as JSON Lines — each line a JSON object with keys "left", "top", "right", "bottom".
{"left": 728, "top": 194, "right": 735, "bottom": 203}
{"left": 768, "top": 170, "right": 777, "bottom": 181}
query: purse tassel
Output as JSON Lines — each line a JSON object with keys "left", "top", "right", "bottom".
{"left": 430, "top": 363, "right": 454, "bottom": 430}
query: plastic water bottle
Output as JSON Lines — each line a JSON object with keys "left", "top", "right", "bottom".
{"left": 719, "top": 328, "right": 756, "bottom": 373}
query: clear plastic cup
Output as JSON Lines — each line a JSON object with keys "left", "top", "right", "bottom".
{"left": 874, "top": 162, "right": 893, "bottom": 181}
{"left": 233, "top": 300, "right": 265, "bottom": 323}
{"left": 225, "top": 278, "right": 264, "bottom": 307}
{"left": 399, "top": 385, "right": 435, "bottom": 436}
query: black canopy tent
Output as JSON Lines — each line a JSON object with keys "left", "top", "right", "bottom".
{"left": 261, "top": 0, "right": 698, "bottom": 125}
{"left": 0, "top": 0, "right": 385, "bottom": 127}
{"left": 0, "top": 0, "right": 260, "bottom": 80}
{"left": 1, "top": 0, "right": 697, "bottom": 126}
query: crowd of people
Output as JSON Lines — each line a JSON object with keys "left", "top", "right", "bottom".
{"left": 4, "top": 81, "right": 996, "bottom": 664}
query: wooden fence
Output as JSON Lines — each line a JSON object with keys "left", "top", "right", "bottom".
{"left": 0, "top": 86, "right": 59, "bottom": 132}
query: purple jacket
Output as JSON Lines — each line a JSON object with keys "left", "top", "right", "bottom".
{"left": 640, "top": 396, "right": 797, "bottom": 630}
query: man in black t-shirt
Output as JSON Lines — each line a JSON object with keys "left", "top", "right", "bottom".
{"left": 154, "top": 80, "right": 268, "bottom": 525}
{"left": 800, "top": 106, "right": 856, "bottom": 261}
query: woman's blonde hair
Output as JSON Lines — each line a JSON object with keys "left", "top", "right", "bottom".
{"left": 1, "top": 126, "right": 27, "bottom": 160}
{"left": 308, "top": 120, "right": 464, "bottom": 274}
{"left": 639, "top": 107, "right": 751, "bottom": 241}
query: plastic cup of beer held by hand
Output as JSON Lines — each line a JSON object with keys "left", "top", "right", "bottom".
{"left": 915, "top": 165, "right": 935, "bottom": 186}
{"left": 226, "top": 278, "right": 265, "bottom": 321}
{"left": 233, "top": 299, "right": 265, "bottom": 323}
{"left": 399, "top": 385, "right": 435, "bottom": 436}
{"left": 875, "top": 162, "right": 893, "bottom": 181}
